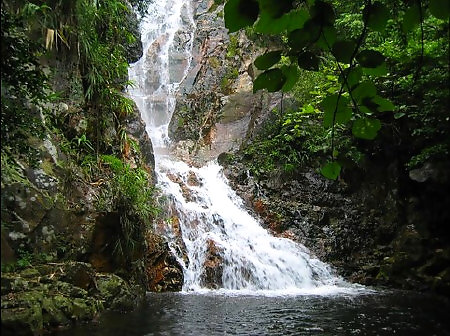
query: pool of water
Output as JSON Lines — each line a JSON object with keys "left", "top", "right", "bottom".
{"left": 53, "top": 289, "right": 450, "bottom": 335}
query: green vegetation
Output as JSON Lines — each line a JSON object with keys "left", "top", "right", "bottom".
{"left": 1, "top": 5, "right": 48, "bottom": 167}
{"left": 221, "top": 67, "right": 239, "bottom": 93}
{"left": 1, "top": 0, "right": 159, "bottom": 269}
{"left": 99, "top": 154, "right": 159, "bottom": 262}
{"left": 226, "top": 34, "right": 239, "bottom": 58}
{"left": 224, "top": 0, "right": 449, "bottom": 179}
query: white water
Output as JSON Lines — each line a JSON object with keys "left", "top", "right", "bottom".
{"left": 128, "top": 0, "right": 363, "bottom": 296}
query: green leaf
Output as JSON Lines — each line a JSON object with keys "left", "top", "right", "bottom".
{"left": 361, "top": 97, "right": 380, "bottom": 114}
{"left": 310, "top": 0, "right": 335, "bottom": 26}
{"left": 255, "top": 8, "right": 309, "bottom": 34}
{"left": 363, "top": 1, "right": 390, "bottom": 32}
{"left": 297, "top": 51, "right": 320, "bottom": 71}
{"left": 371, "top": 95, "right": 395, "bottom": 112}
{"left": 316, "top": 26, "right": 337, "bottom": 50}
{"left": 359, "top": 105, "right": 373, "bottom": 115}
{"left": 285, "top": 9, "right": 310, "bottom": 32}
{"left": 394, "top": 112, "right": 406, "bottom": 119}
{"left": 253, "top": 68, "right": 286, "bottom": 92}
{"left": 402, "top": 4, "right": 420, "bottom": 33}
{"left": 356, "top": 50, "right": 385, "bottom": 68}
{"left": 281, "top": 64, "right": 299, "bottom": 92}
{"left": 287, "top": 20, "right": 322, "bottom": 50}
{"left": 352, "top": 81, "right": 377, "bottom": 103}
{"left": 321, "top": 161, "right": 341, "bottom": 180}
{"left": 224, "top": 0, "right": 259, "bottom": 33}
{"left": 429, "top": 0, "right": 450, "bottom": 20}
{"left": 322, "top": 94, "right": 352, "bottom": 127}
{"left": 363, "top": 62, "right": 387, "bottom": 76}
{"left": 352, "top": 117, "right": 381, "bottom": 140}
{"left": 332, "top": 40, "right": 357, "bottom": 64}
{"left": 254, "top": 50, "right": 282, "bottom": 70}
{"left": 288, "top": 29, "right": 310, "bottom": 50}
{"left": 259, "top": 0, "right": 295, "bottom": 19}
{"left": 340, "top": 66, "right": 362, "bottom": 89}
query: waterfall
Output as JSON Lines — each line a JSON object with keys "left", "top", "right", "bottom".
{"left": 128, "top": 0, "right": 358, "bottom": 295}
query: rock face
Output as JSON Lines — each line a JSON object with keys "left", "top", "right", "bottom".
{"left": 168, "top": 0, "right": 282, "bottom": 165}
{"left": 145, "top": 233, "right": 184, "bottom": 292}
{"left": 221, "top": 147, "right": 450, "bottom": 296}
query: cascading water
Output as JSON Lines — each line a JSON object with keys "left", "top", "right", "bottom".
{"left": 128, "top": 0, "right": 358, "bottom": 295}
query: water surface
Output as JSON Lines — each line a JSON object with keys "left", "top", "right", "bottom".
{"left": 53, "top": 290, "right": 450, "bottom": 335}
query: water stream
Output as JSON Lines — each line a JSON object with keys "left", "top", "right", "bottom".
{"left": 128, "top": 0, "right": 357, "bottom": 295}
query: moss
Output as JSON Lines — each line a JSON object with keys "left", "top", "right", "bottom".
{"left": 226, "top": 34, "right": 239, "bottom": 59}
{"left": 42, "top": 296, "right": 70, "bottom": 327}
{"left": 208, "top": 56, "right": 221, "bottom": 68}
{"left": 95, "top": 274, "right": 137, "bottom": 310}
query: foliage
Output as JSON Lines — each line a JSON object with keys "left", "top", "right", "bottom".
{"left": 1, "top": 247, "right": 54, "bottom": 273}
{"left": 99, "top": 154, "right": 160, "bottom": 261}
{"left": 1, "top": 1, "right": 158, "bottom": 269}
{"left": 1, "top": 6, "right": 48, "bottom": 164}
{"left": 221, "top": 67, "right": 239, "bottom": 93}
{"left": 224, "top": 0, "right": 449, "bottom": 179}
{"left": 100, "top": 155, "right": 159, "bottom": 220}
{"left": 226, "top": 34, "right": 239, "bottom": 58}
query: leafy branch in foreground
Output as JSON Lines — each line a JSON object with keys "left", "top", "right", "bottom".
{"left": 224, "top": 0, "right": 449, "bottom": 179}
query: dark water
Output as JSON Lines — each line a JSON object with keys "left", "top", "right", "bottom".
{"left": 53, "top": 290, "right": 450, "bottom": 336}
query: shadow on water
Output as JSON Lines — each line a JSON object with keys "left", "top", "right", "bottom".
{"left": 52, "top": 289, "right": 450, "bottom": 336}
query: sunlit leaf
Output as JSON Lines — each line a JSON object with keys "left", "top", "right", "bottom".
{"left": 321, "top": 161, "right": 341, "bottom": 180}
{"left": 363, "top": 1, "right": 390, "bottom": 32}
{"left": 253, "top": 68, "right": 286, "bottom": 92}
{"left": 356, "top": 50, "right": 385, "bottom": 68}
{"left": 429, "top": 0, "right": 450, "bottom": 20}
{"left": 322, "top": 94, "right": 352, "bottom": 127}
{"left": 254, "top": 50, "right": 282, "bottom": 70}
{"left": 332, "top": 40, "right": 357, "bottom": 64}
{"left": 224, "top": 0, "right": 259, "bottom": 33}
{"left": 352, "top": 117, "right": 381, "bottom": 140}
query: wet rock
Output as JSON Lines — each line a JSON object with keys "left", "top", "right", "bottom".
{"left": 145, "top": 233, "right": 184, "bottom": 292}
{"left": 201, "top": 239, "right": 224, "bottom": 289}
{"left": 124, "top": 103, "right": 156, "bottom": 180}
{"left": 123, "top": 1, "right": 143, "bottom": 64}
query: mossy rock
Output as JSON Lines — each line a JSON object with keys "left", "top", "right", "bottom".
{"left": 1, "top": 269, "right": 102, "bottom": 335}
{"left": 42, "top": 296, "right": 70, "bottom": 327}
{"left": 94, "top": 274, "right": 138, "bottom": 311}
{"left": 2, "top": 290, "right": 44, "bottom": 336}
